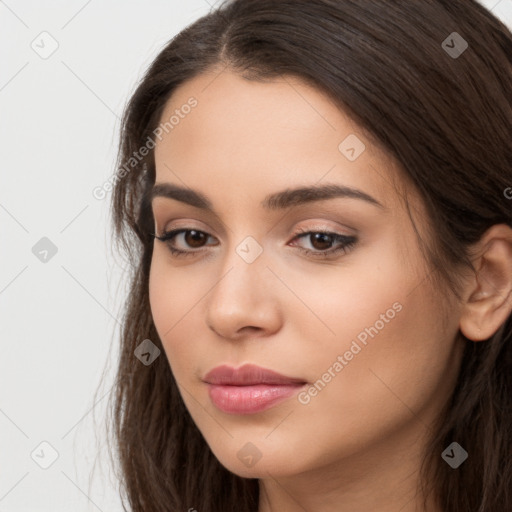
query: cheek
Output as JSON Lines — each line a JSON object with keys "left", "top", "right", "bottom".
{"left": 148, "top": 256, "right": 200, "bottom": 376}
{"left": 298, "top": 275, "right": 455, "bottom": 429}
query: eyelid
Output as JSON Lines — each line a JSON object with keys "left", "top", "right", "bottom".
{"left": 154, "top": 223, "right": 357, "bottom": 261}
{"left": 152, "top": 207, "right": 227, "bottom": 239}
{"left": 155, "top": 221, "right": 353, "bottom": 243}
{"left": 292, "top": 221, "right": 355, "bottom": 236}
{"left": 155, "top": 218, "right": 215, "bottom": 237}
{"left": 152, "top": 203, "right": 361, "bottom": 235}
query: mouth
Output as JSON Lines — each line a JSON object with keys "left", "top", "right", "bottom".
{"left": 203, "top": 364, "right": 308, "bottom": 415}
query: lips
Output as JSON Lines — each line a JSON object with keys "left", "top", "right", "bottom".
{"left": 203, "top": 363, "right": 307, "bottom": 386}
{"left": 203, "top": 364, "right": 307, "bottom": 414}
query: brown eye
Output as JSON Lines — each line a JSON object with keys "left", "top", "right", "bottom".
{"left": 290, "top": 229, "right": 358, "bottom": 258}
{"left": 153, "top": 227, "right": 357, "bottom": 260}
{"left": 184, "top": 230, "right": 208, "bottom": 248}
{"left": 308, "top": 233, "right": 334, "bottom": 251}
{"left": 153, "top": 228, "right": 218, "bottom": 257}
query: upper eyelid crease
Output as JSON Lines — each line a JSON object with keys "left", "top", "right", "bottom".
{"left": 155, "top": 227, "right": 357, "bottom": 258}
{"left": 150, "top": 182, "right": 386, "bottom": 214}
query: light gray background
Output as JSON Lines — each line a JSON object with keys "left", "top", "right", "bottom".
{"left": 1, "top": 1, "right": 511, "bottom": 510}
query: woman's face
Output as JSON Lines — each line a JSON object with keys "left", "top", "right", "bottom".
{"left": 149, "top": 69, "right": 465, "bottom": 482}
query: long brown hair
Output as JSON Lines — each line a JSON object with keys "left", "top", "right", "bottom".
{"left": 98, "top": 1, "right": 512, "bottom": 510}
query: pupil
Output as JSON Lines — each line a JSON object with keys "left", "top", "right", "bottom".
{"left": 311, "top": 233, "right": 332, "bottom": 250}
{"left": 182, "top": 231, "right": 335, "bottom": 250}
{"left": 186, "top": 230, "right": 206, "bottom": 248}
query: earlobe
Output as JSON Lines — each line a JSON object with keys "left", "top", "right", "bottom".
{"left": 459, "top": 224, "right": 512, "bottom": 342}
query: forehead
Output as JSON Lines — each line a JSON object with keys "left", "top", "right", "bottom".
{"left": 153, "top": 69, "right": 405, "bottom": 213}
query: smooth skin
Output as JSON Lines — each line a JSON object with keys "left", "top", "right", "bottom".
{"left": 148, "top": 68, "right": 512, "bottom": 512}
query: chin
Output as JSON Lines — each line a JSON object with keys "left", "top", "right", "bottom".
{"left": 209, "top": 442, "right": 306, "bottom": 479}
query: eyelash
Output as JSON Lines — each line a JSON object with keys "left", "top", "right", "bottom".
{"left": 152, "top": 226, "right": 357, "bottom": 260}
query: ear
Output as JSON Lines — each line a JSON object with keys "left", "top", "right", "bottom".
{"left": 459, "top": 224, "right": 512, "bottom": 341}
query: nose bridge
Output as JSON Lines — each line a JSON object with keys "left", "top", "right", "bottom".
{"left": 213, "top": 233, "right": 269, "bottom": 300}
{"left": 205, "top": 233, "right": 282, "bottom": 337}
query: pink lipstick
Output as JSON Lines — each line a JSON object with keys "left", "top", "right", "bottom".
{"left": 203, "top": 364, "right": 307, "bottom": 414}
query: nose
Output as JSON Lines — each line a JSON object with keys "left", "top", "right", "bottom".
{"left": 205, "top": 247, "right": 283, "bottom": 341}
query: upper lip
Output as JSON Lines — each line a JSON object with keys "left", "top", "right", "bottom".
{"left": 203, "top": 364, "right": 307, "bottom": 386}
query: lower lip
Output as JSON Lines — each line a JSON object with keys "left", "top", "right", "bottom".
{"left": 207, "top": 383, "right": 305, "bottom": 414}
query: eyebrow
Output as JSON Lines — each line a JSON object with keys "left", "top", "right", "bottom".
{"left": 150, "top": 182, "right": 385, "bottom": 211}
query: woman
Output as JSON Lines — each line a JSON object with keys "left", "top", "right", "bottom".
{"left": 104, "top": 1, "right": 512, "bottom": 510}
